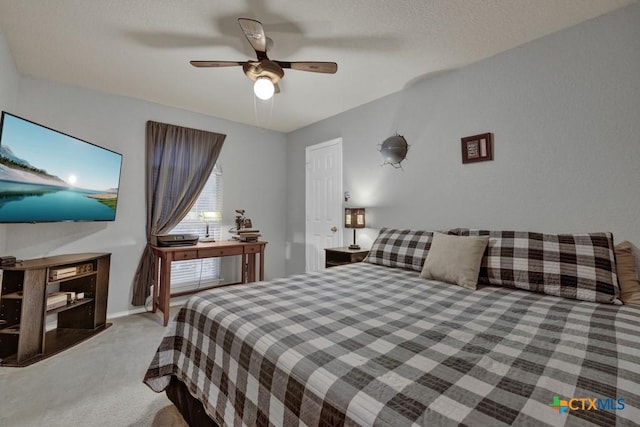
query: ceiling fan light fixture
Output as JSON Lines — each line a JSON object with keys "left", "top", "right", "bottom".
{"left": 191, "top": 19, "right": 337, "bottom": 102}
{"left": 254, "top": 76, "right": 275, "bottom": 100}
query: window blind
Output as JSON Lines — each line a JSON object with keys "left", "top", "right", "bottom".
{"left": 169, "top": 164, "right": 223, "bottom": 290}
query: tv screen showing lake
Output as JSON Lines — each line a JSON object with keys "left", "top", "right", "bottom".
{"left": 0, "top": 112, "right": 122, "bottom": 222}
{"left": 0, "top": 181, "right": 117, "bottom": 222}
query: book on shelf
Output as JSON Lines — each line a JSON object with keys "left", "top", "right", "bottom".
{"left": 46, "top": 292, "right": 69, "bottom": 310}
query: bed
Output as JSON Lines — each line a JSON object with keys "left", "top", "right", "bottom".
{"left": 144, "top": 229, "right": 640, "bottom": 426}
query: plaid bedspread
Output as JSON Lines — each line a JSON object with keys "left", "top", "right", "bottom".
{"left": 144, "top": 263, "right": 640, "bottom": 426}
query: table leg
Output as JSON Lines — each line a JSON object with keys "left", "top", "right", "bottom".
{"left": 248, "top": 253, "right": 256, "bottom": 282}
{"left": 152, "top": 251, "right": 159, "bottom": 313}
{"left": 259, "top": 246, "right": 265, "bottom": 281}
{"left": 241, "top": 253, "right": 248, "bottom": 284}
{"left": 160, "top": 255, "right": 172, "bottom": 326}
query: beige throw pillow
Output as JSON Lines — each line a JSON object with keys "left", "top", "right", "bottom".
{"left": 614, "top": 241, "right": 640, "bottom": 306}
{"left": 420, "top": 233, "right": 489, "bottom": 289}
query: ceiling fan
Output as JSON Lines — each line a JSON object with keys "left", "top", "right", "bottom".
{"left": 190, "top": 18, "right": 338, "bottom": 100}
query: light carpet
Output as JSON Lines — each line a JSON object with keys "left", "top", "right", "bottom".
{"left": 0, "top": 309, "right": 187, "bottom": 427}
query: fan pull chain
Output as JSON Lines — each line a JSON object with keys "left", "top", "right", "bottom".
{"left": 253, "top": 94, "right": 274, "bottom": 129}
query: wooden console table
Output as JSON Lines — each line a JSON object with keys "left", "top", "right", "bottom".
{"left": 150, "top": 240, "right": 267, "bottom": 326}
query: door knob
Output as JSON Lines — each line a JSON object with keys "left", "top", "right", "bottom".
{"left": 330, "top": 226, "right": 338, "bottom": 233}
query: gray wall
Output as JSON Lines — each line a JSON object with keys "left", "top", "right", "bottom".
{"left": 0, "top": 32, "right": 20, "bottom": 250}
{"left": 0, "top": 70, "right": 287, "bottom": 316}
{"left": 285, "top": 3, "right": 640, "bottom": 274}
{"left": 0, "top": 32, "right": 18, "bottom": 114}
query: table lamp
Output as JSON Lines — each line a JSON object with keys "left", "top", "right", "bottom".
{"left": 344, "top": 208, "right": 365, "bottom": 250}
{"left": 199, "top": 211, "right": 221, "bottom": 242}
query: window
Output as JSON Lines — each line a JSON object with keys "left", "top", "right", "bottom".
{"left": 169, "top": 164, "right": 222, "bottom": 289}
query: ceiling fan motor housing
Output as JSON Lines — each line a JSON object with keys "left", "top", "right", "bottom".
{"left": 243, "top": 60, "right": 284, "bottom": 83}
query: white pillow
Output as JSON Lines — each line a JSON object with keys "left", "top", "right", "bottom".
{"left": 420, "top": 233, "right": 489, "bottom": 289}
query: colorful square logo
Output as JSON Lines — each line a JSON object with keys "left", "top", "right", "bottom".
{"left": 549, "top": 396, "right": 569, "bottom": 414}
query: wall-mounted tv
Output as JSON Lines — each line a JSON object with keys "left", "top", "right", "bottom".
{"left": 0, "top": 112, "right": 123, "bottom": 223}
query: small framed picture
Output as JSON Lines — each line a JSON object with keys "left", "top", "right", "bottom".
{"left": 461, "top": 133, "right": 493, "bottom": 164}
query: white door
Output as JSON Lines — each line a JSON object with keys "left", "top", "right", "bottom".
{"left": 305, "top": 138, "right": 343, "bottom": 272}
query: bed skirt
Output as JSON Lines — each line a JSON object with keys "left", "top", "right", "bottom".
{"left": 166, "top": 376, "right": 219, "bottom": 427}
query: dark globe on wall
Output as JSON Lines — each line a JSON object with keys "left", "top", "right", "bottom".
{"left": 379, "top": 135, "right": 408, "bottom": 168}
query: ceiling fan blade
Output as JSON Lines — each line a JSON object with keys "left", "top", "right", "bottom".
{"left": 190, "top": 60, "right": 244, "bottom": 68}
{"left": 274, "top": 83, "right": 281, "bottom": 94}
{"left": 274, "top": 61, "right": 337, "bottom": 74}
{"left": 238, "top": 18, "right": 267, "bottom": 58}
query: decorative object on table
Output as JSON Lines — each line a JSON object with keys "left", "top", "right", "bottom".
{"left": 461, "top": 132, "right": 493, "bottom": 164}
{"left": 232, "top": 229, "right": 261, "bottom": 242}
{"left": 199, "top": 211, "right": 221, "bottom": 242}
{"left": 378, "top": 134, "right": 408, "bottom": 169}
{"left": 344, "top": 208, "right": 365, "bottom": 250}
{"left": 234, "top": 209, "right": 246, "bottom": 231}
{"left": 231, "top": 209, "right": 261, "bottom": 242}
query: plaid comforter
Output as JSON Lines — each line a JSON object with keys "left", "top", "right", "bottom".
{"left": 144, "top": 263, "right": 640, "bottom": 426}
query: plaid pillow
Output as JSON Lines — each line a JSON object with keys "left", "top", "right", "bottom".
{"left": 458, "top": 230, "right": 621, "bottom": 304}
{"left": 364, "top": 228, "right": 434, "bottom": 271}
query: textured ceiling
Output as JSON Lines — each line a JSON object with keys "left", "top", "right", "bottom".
{"left": 0, "top": 0, "right": 635, "bottom": 132}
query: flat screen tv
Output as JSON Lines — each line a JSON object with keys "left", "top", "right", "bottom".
{"left": 0, "top": 112, "right": 123, "bottom": 223}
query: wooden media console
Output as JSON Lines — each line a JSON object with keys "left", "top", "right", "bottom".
{"left": 0, "top": 253, "right": 111, "bottom": 367}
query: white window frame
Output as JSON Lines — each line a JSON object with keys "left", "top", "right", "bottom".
{"left": 169, "top": 163, "right": 223, "bottom": 290}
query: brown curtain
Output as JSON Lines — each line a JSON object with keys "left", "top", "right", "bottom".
{"left": 131, "top": 121, "right": 226, "bottom": 306}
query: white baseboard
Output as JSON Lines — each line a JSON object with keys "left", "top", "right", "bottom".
{"left": 107, "top": 296, "right": 192, "bottom": 320}
{"left": 107, "top": 281, "right": 225, "bottom": 320}
{"left": 107, "top": 306, "right": 148, "bottom": 319}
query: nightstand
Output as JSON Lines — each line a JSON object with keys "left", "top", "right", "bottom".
{"left": 324, "top": 247, "right": 369, "bottom": 268}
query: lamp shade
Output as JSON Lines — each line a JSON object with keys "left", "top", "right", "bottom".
{"left": 200, "top": 211, "right": 222, "bottom": 221}
{"left": 344, "top": 208, "right": 365, "bottom": 229}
